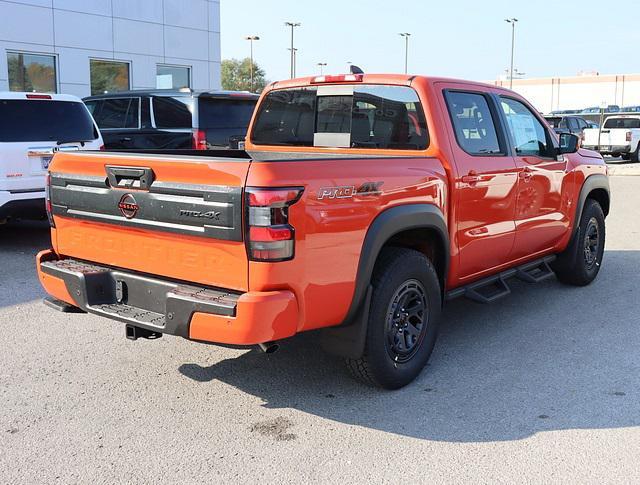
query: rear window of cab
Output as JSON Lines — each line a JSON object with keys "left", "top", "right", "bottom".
{"left": 251, "top": 84, "right": 429, "bottom": 150}
{"left": 603, "top": 117, "right": 640, "bottom": 129}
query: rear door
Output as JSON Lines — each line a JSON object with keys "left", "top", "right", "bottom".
{"left": 497, "top": 96, "right": 569, "bottom": 258}
{"left": 85, "top": 97, "right": 141, "bottom": 149}
{"left": 441, "top": 87, "right": 519, "bottom": 281}
{"left": 147, "top": 95, "right": 195, "bottom": 149}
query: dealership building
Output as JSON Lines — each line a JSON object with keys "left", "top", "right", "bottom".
{"left": 0, "top": 0, "right": 221, "bottom": 98}
{"left": 493, "top": 72, "right": 640, "bottom": 114}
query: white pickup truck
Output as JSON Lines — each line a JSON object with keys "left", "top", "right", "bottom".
{"left": 582, "top": 115, "right": 640, "bottom": 161}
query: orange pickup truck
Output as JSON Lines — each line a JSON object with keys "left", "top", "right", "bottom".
{"left": 37, "top": 73, "right": 610, "bottom": 389}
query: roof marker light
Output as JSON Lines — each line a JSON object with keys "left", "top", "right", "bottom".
{"left": 310, "top": 74, "right": 364, "bottom": 84}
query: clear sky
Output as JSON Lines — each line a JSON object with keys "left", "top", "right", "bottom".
{"left": 221, "top": 0, "right": 640, "bottom": 83}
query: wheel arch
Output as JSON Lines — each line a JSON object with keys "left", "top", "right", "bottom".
{"left": 320, "top": 204, "right": 450, "bottom": 359}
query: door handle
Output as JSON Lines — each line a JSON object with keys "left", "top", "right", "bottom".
{"left": 120, "top": 137, "right": 132, "bottom": 142}
{"left": 461, "top": 171, "right": 479, "bottom": 184}
{"left": 106, "top": 166, "right": 155, "bottom": 190}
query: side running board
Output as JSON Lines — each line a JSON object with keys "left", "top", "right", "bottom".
{"left": 446, "top": 256, "right": 556, "bottom": 304}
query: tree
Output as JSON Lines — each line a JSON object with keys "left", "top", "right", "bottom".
{"left": 221, "top": 58, "right": 268, "bottom": 94}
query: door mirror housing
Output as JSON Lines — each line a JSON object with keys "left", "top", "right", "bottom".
{"left": 558, "top": 132, "right": 579, "bottom": 154}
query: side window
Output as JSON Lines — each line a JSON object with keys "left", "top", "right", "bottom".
{"left": 445, "top": 91, "right": 502, "bottom": 155}
{"left": 500, "top": 97, "right": 554, "bottom": 158}
{"left": 91, "top": 98, "right": 139, "bottom": 129}
{"left": 123, "top": 98, "right": 139, "bottom": 128}
{"left": 568, "top": 117, "right": 579, "bottom": 130}
{"left": 577, "top": 118, "right": 588, "bottom": 130}
{"left": 558, "top": 118, "right": 568, "bottom": 129}
{"left": 350, "top": 85, "right": 428, "bottom": 149}
{"left": 152, "top": 96, "right": 193, "bottom": 128}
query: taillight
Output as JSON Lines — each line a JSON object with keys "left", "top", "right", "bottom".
{"left": 45, "top": 173, "right": 55, "bottom": 227}
{"left": 245, "top": 187, "right": 303, "bottom": 262}
{"left": 99, "top": 144, "right": 106, "bottom": 151}
{"left": 193, "top": 130, "right": 207, "bottom": 150}
{"left": 627, "top": 131, "right": 632, "bottom": 142}
{"left": 26, "top": 94, "right": 52, "bottom": 100}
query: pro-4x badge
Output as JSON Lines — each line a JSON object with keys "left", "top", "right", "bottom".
{"left": 180, "top": 209, "right": 221, "bottom": 221}
{"left": 318, "top": 182, "right": 384, "bottom": 200}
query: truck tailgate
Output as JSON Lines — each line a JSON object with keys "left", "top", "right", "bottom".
{"left": 599, "top": 129, "right": 628, "bottom": 146}
{"left": 48, "top": 152, "right": 250, "bottom": 292}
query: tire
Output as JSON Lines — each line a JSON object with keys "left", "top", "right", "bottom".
{"left": 621, "top": 152, "right": 631, "bottom": 161}
{"left": 631, "top": 145, "right": 640, "bottom": 163}
{"left": 552, "top": 199, "right": 605, "bottom": 286}
{"left": 346, "top": 248, "right": 441, "bottom": 389}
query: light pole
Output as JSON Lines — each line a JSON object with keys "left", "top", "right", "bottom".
{"left": 244, "top": 35, "right": 260, "bottom": 92}
{"left": 399, "top": 33, "right": 411, "bottom": 74}
{"left": 505, "top": 18, "right": 518, "bottom": 90}
{"left": 287, "top": 48, "right": 298, "bottom": 77}
{"left": 285, "top": 22, "right": 301, "bottom": 78}
{"left": 317, "top": 62, "right": 327, "bottom": 75}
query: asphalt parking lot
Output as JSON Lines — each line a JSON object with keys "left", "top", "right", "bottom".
{"left": 1, "top": 175, "right": 639, "bottom": 484}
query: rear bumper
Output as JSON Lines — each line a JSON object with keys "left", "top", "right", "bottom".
{"left": 582, "top": 144, "right": 630, "bottom": 154}
{"left": 0, "top": 191, "right": 45, "bottom": 219}
{"left": 36, "top": 250, "right": 298, "bottom": 345}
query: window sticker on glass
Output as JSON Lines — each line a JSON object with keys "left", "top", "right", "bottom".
{"left": 500, "top": 97, "right": 552, "bottom": 157}
{"left": 506, "top": 114, "right": 538, "bottom": 152}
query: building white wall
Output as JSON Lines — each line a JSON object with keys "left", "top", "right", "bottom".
{"left": 0, "top": 0, "right": 221, "bottom": 96}
{"left": 493, "top": 74, "right": 640, "bottom": 113}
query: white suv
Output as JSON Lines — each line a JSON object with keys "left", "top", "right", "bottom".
{"left": 0, "top": 92, "right": 103, "bottom": 222}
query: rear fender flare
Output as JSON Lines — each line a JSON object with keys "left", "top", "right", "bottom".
{"left": 320, "top": 204, "right": 449, "bottom": 359}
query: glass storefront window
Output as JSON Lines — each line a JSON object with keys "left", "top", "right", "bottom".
{"left": 90, "top": 59, "right": 130, "bottom": 95}
{"left": 7, "top": 52, "right": 57, "bottom": 93}
{"left": 156, "top": 65, "right": 191, "bottom": 89}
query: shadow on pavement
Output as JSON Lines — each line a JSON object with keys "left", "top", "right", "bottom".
{"left": 0, "top": 220, "right": 51, "bottom": 307}
{"left": 180, "top": 250, "right": 640, "bottom": 443}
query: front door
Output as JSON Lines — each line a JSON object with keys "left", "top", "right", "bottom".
{"left": 498, "top": 96, "right": 570, "bottom": 259}
{"left": 441, "top": 88, "right": 519, "bottom": 283}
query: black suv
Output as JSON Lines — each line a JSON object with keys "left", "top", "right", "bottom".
{"left": 84, "top": 89, "right": 259, "bottom": 150}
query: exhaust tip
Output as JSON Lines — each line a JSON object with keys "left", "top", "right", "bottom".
{"left": 258, "top": 342, "right": 280, "bottom": 354}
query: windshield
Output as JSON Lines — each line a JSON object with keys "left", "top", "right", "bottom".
{"left": 0, "top": 99, "right": 97, "bottom": 142}
{"left": 603, "top": 118, "right": 640, "bottom": 129}
{"left": 251, "top": 84, "right": 428, "bottom": 150}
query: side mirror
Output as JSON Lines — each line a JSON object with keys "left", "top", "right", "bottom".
{"left": 558, "top": 132, "right": 579, "bottom": 154}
